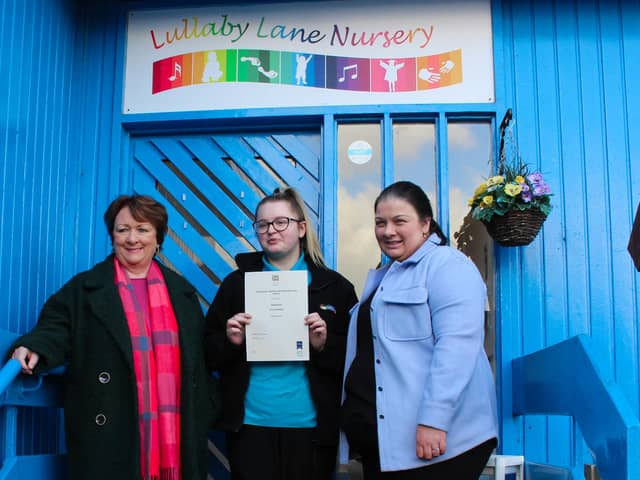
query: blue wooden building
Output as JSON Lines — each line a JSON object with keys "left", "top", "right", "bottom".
{"left": 1, "top": 0, "right": 638, "bottom": 478}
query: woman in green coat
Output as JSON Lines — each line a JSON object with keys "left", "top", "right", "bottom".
{"left": 10, "top": 194, "right": 217, "bottom": 480}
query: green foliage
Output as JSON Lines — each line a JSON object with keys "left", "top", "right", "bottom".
{"left": 468, "top": 160, "right": 553, "bottom": 222}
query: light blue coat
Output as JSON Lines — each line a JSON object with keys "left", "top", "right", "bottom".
{"left": 340, "top": 235, "right": 498, "bottom": 471}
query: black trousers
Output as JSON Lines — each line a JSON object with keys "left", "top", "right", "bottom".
{"left": 227, "top": 424, "right": 337, "bottom": 480}
{"left": 345, "top": 421, "right": 496, "bottom": 480}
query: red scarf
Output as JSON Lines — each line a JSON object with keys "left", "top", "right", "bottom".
{"left": 115, "top": 258, "right": 182, "bottom": 480}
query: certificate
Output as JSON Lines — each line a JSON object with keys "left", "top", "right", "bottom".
{"left": 244, "top": 270, "right": 309, "bottom": 361}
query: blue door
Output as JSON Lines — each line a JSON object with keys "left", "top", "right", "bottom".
{"left": 131, "top": 130, "right": 321, "bottom": 478}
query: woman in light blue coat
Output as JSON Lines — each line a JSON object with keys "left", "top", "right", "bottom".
{"left": 340, "top": 181, "right": 498, "bottom": 479}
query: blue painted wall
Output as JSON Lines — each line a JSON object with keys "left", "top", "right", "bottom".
{"left": 0, "top": 0, "right": 79, "bottom": 458}
{"left": 0, "top": 0, "right": 121, "bottom": 334}
{"left": 495, "top": 0, "right": 640, "bottom": 477}
{"left": 1, "top": 0, "right": 639, "bottom": 477}
{"left": 0, "top": 0, "right": 123, "bottom": 458}
{"left": 0, "top": 0, "right": 79, "bottom": 337}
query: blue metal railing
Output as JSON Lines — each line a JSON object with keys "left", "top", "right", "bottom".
{"left": 3, "top": 333, "right": 636, "bottom": 478}
{"left": 0, "top": 361, "right": 21, "bottom": 397}
{"left": 513, "top": 334, "right": 640, "bottom": 480}
{"left": 0, "top": 333, "right": 66, "bottom": 480}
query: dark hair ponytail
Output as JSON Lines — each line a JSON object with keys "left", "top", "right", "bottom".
{"left": 374, "top": 181, "right": 448, "bottom": 246}
{"left": 427, "top": 219, "right": 448, "bottom": 246}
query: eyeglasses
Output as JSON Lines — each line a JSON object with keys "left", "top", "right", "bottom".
{"left": 253, "top": 216, "right": 303, "bottom": 234}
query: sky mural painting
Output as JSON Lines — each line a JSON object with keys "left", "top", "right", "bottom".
{"left": 124, "top": 0, "right": 493, "bottom": 113}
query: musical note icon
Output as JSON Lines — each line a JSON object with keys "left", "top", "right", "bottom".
{"left": 168, "top": 62, "right": 182, "bottom": 81}
{"left": 338, "top": 64, "right": 358, "bottom": 82}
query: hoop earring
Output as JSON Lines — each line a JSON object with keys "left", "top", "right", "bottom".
{"left": 422, "top": 232, "right": 428, "bottom": 239}
{"left": 155, "top": 245, "right": 160, "bottom": 255}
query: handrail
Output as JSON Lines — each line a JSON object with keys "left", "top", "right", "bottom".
{"left": 0, "top": 361, "right": 21, "bottom": 398}
{"left": 0, "top": 331, "right": 67, "bottom": 480}
{"left": 512, "top": 334, "right": 640, "bottom": 480}
{"left": 0, "top": 357, "right": 66, "bottom": 480}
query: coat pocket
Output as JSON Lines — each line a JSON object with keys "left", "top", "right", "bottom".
{"left": 381, "top": 286, "right": 432, "bottom": 341}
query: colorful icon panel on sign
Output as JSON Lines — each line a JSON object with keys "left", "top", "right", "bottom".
{"left": 280, "top": 52, "right": 326, "bottom": 88}
{"left": 153, "top": 54, "right": 193, "bottom": 94}
{"left": 325, "top": 56, "right": 370, "bottom": 91}
{"left": 371, "top": 57, "right": 416, "bottom": 93}
{"left": 238, "top": 49, "right": 281, "bottom": 84}
{"left": 151, "top": 48, "right": 463, "bottom": 95}
{"left": 417, "top": 49, "right": 462, "bottom": 90}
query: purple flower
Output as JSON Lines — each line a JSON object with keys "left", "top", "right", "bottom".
{"left": 527, "top": 172, "right": 544, "bottom": 184}
{"left": 521, "top": 191, "right": 532, "bottom": 202}
{"left": 520, "top": 183, "right": 530, "bottom": 192}
{"left": 532, "top": 183, "right": 549, "bottom": 197}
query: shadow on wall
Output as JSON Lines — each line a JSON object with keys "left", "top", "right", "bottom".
{"left": 628, "top": 201, "right": 640, "bottom": 272}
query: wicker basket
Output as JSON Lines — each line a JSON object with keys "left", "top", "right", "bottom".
{"left": 483, "top": 209, "right": 547, "bottom": 246}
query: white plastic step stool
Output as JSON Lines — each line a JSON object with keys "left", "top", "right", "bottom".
{"left": 482, "top": 454, "right": 524, "bottom": 480}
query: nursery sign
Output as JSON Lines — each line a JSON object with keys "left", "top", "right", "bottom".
{"left": 123, "top": 0, "right": 494, "bottom": 113}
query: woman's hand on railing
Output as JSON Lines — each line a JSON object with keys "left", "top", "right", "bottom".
{"left": 11, "top": 346, "right": 40, "bottom": 375}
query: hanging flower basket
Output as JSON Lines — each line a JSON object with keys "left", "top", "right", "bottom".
{"left": 466, "top": 108, "right": 553, "bottom": 247}
{"left": 483, "top": 209, "right": 547, "bottom": 247}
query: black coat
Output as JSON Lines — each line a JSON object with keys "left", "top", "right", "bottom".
{"left": 204, "top": 252, "right": 357, "bottom": 445}
{"left": 10, "top": 256, "right": 217, "bottom": 480}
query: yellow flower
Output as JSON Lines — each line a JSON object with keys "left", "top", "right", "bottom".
{"left": 473, "top": 182, "right": 487, "bottom": 197}
{"left": 515, "top": 175, "right": 525, "bottom": 183}
{"left": 481, "top": 195, "right": 494, "bottom": 207}
{"left": 486, "top": 175, "right": 505, "bottom": 187}
{"left": 504, "top": 183, "right": 522, "bottom": 197}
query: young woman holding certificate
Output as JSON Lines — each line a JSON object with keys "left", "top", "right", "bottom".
{"left": 204, "top": 187, "right": 357, "bottom": 480}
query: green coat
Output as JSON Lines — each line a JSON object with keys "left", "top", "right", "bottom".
{"left": 12, "top": 255, "right": 217, "bottom": 480}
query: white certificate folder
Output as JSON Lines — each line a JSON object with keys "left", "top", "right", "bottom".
{"left": 244, "top": 270, "right": 309, "bottom": 361}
